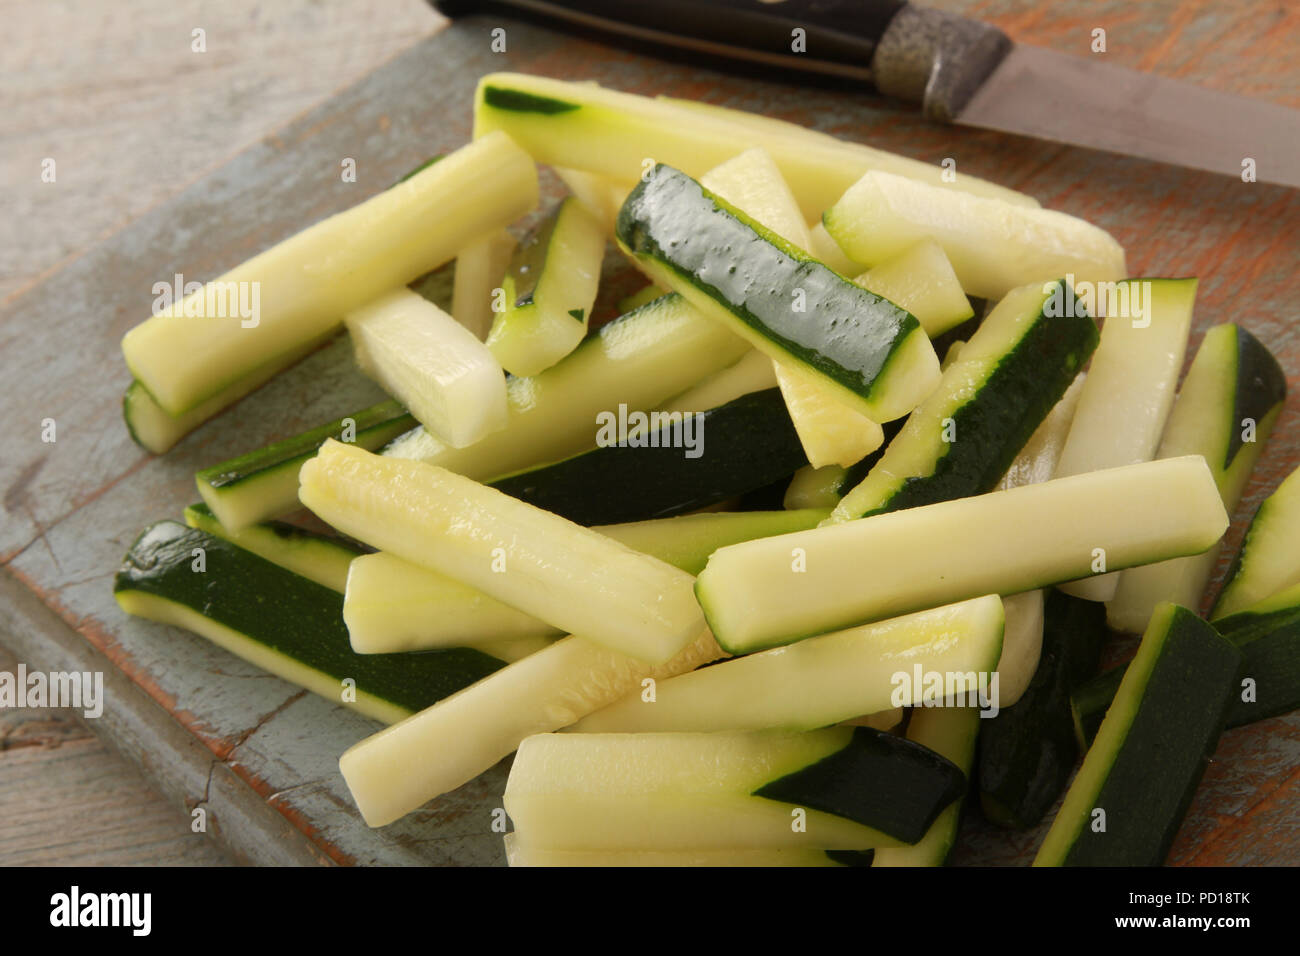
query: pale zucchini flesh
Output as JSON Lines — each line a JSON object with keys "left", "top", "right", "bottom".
{"left": 504, "top": 729, "right": 927, "bottom": 851}
{"left": 487, "top": 197, "right": 606, "bottom": 376}
{"left": 346, "top": 288, "right": 507, "bottom": 448}
{"left": 474, "top": 73, "right": 1039, "bottom": 226}
{"left": 824, "top": 169, "right": 1126, "bottom": 300}
{"left": 1034, "top": 603, "right": 1240, "bottom": 866}
{"left": 553, "top": 166, "right": 631, "bottom": 230}
{"left": 344, "top": 551, "right": 562, "bottom": 653}
{"left": 114, "top": 522, "right": 503, "bottom": 726}
{"left": 783, "top": 464, "right": 852, "bottom": 510}
{"left": 991, "top": 376, "right": 1088, "bottom": 706}
{"left": 196, "top": 399, "right": 416, "bottom": 532}
{"left": 452, "top": 228, "right": 516, "bottom": 340}
{"left": 1212, "top": 465, "right": 1300, "bottom": 619}
{"left": 503, "top": 836, "right": 868, "bottom": 867}
{"left": 182, "top": 503, "right": 550, "bottom": 661}
{"left": 1055, "top": 278, "right": 1196, "bottom": 602}
{"left": 854, "top": 239, "right": 975, "bottom": 338}
{"left": 697, "top": 456, "right": 1229, "bottom": 654}
{"left": 381, "top": 292, "right": 750, "bottom": 477}
{"left": 616, "top": 282, "right": 669, "bottom": 315}
{"left": 339, "top": 629, "right": 725, "bottom": 827}
{"left": 807, "top": 221, "right": 866, "bottom": 276}
{"left": 996, "top": 590, "right": 1046, "bottom": 708}
{"left": 654, "top": 349, "right": 777, "bottom": 415}
{"left": 774, "top": 361, "right": 886, "bottom": 469}
{"left": 700, "top": 147, "right": 885, "bottom": 469}
{"left": 122, "top": 131, "right": 538, "bottom": 415}
{"left": 572, "top": 595, "right": 1004, "bottom": 733}
{"left": 995, "top": 374, "right": 1086, "bottom": 492}
{"left": 873, "top": 707, "right": 981, "bottom": 867}
{"left": 780, "top": 415, "right": 910, "bottom": 511}
{"left": 653, "top": 93, "right": 1042, "bottom": 212}
{"left": 182, "top": 502, "right": 358, "bottom": 593}
{"left": 699, "top": 147, "right": 812, "bottom": 251}
{"left": 300, "top": 440, "right": 705, "bottom": 664}
{"left": 617, "top": 164, "right": 940, "bottom": 424}
{"left": 594, "top": 508, "right": 830, "bottom": 577}
{"left": 1107, "top": 325, "right": 1287, "bottom": 631}
{"left": 828, "top": 280, "right": 1098, "bottom": 523}
{"left": 345, "top": 509, "right": 828, "bottom": 654}
{"left": 122, "top": 332, "right": 329, "bottom": 454}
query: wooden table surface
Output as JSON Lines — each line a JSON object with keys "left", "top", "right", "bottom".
{"left": 2, "top": 0, "right": 441, "bottom": 866}
{"left": 1, "top": 0, "right": 1296, "bottom": 866}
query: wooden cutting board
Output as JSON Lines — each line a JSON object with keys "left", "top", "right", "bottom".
{"left": 1, "top": 11, "right": 1297, "bottom": 866}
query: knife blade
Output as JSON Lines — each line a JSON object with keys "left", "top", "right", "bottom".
{"left": 431, "top": 0, "right": 1300, "bottom": 189}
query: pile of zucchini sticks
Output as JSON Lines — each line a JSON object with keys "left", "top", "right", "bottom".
{"left": 114, "top": 73, "right": 1296, "bottom": 867}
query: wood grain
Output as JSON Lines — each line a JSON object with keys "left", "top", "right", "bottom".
{"left": 0, "top": 0, "right": 442, "bottom": 866}
{"left": 0, "top": 642, "right": 230, "bottom": 866}
{"left": 0, "top": 0, "right": 439, "bottom": 304}
{"left": 0, "top": 1, "right": 1296, "bottom": 865}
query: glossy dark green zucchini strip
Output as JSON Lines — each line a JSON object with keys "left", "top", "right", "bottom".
{"left": 755, "top": 726, "right": 966, "bottom": 845}
{"left": 488, "top": 388, "right": 808, "bottom": 525}
{"left": 978, "top": 589, "right": 1107, "bottom": 829}
{"left": 114, "top": 521, "right": 502, "bottom": 721}
{"left": 1037, "top": 605, "right": 1239, "bottom": 866}
{"left": 616, "top": 164, "right": 924, "bottom": 411}
{"left": 1075, "top": 585, "right": 1300, "bottom": 742}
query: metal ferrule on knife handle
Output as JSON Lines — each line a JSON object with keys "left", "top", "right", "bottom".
{"left": 871, "top": 5, "right": 1011, "bottom": 121}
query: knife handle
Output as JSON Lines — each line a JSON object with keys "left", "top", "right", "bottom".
{"left": 431, "top": 0, "right": 1010, "bottom": 121}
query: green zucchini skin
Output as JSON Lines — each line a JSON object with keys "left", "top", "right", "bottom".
{"left": 616, "top": 165, "right": 923, "bottom": 411}
{"left": 927, "top": 311, "right": 982, "bottom": 369}
{"left": 195, "top": 399, "right": 417, "bottom": 530}
{"left": 1077, "top": 585, "right": 1300, "bottom": 740}
{"left": 197, "top": 399, "right": 414, "bottom": 493}
{"left": 1040, "top": 606, "right": 1239, "bottom": 867}
{"left": 1105, "top": 324, "right": 1287, "bottom": 634}
{"left": 782, "top": 418, "right": 908, "bottom": 510}
{"left": 506, "top": 207, "right": 559, "bottom": 308}
{"left": 1217, "top": 590, "right": 1300, "bottom": 725}
{"left": 1211, "top": 464, "right": 1300, "bottom": 620}
{"left": 978, "top": 589, "right": 1107, "bottom": 829}
{"left": 873, "top": 707, "right": 982, "bottom": 867}
{"left": 488, "top": 388, "right": 808, "bottom": 525}
{"left": 113, "top": 522, "right": 502, "bottom": 720}
{"left": 837, "top": 281, "right": 1098, "bottom": 520}
{"left": 182, "top": 501, "right": 363, "bottom": 593}
{"left": 1069, "top": 663, "right": 1125, "bottom": 751}
{"left": 393, "top": 154, "right": 445, "bottom": 187}
{"left": 1225, "top": 327, "right": 1287, "bottom": 470}
{"left": 836, "top": 418, "right": 907, "bottom": 493}
{"left": 380, "top": 291, "right": 752, "bottom": 477}
{"left": 481, "top": 85, "right": 580, "bottom": 115}
{"left": 822, "top": 850, "right": 876, "bottom": 866}
{"left": 754, "top": 726, "right": 966, "bottom": 845}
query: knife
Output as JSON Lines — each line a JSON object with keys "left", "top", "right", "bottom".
{"left": 431, "top": 0, "right": 1300, "bottom": 189}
